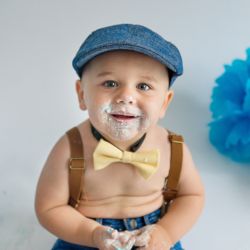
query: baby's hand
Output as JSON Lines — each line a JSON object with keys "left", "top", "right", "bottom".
{"left": 92, "top": 226, "right": 118, "bottom": 250}
{"left": 92, "top": 226, "right": 135, "bottom": 250}
{"left": 128, "top": 225, "right": 154, "bottom": 247}
{"left": 133, "top": 224, "right": 172, "bottom": 250}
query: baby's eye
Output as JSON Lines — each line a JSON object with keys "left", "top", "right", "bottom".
{"left": 103, "top": 80, "right": 118, "bottom": 88}
{"left": 137, "top": 83, "right": 151, "bottom": 91}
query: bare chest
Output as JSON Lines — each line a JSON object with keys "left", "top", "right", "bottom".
{"left": 76, "top": 122, "right": 172, "bottom": 203}
{"left": 81, "top": 146, "right": 171, "bottom": 201}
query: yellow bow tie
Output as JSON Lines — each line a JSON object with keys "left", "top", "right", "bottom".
{"left": 93, "top": 139, "right": 160, "bottom": 179}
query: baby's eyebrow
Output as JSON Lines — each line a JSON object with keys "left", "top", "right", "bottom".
{"left": 96, "top": 71, "right": 158, "bottom": 82}
{"left": 97, "top": 71, "right": 114, "bottom": 77}
{"left": 139, "top": 75, "right": 158, "bottom": 82}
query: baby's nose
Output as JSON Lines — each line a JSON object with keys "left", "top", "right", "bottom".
{"left": 115, "top": 88, "right": 136, "bottom": 104}
{"left": 116, "top": 95, "right": 135, "bottom": 104}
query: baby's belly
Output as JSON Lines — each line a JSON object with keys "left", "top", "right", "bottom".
{"left": 76, "top": 191, "right": 164, "bottom": 219}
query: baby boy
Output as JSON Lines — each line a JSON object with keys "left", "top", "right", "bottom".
{"left": 35, "top": 24, "right": 204, "bottom": 250}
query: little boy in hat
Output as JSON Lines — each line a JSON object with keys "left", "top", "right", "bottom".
{"left": 35, "top": 24, "right": 204, "bottom": 250}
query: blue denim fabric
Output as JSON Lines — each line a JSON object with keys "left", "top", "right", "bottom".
{"left": 72, "top": 24, "right": 183, "bottom": 86}
{"left": 51, "top": 208, "right": 184, "bottom": 250}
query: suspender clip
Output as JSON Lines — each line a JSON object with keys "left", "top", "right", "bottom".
{"left": 168, "top": 134, "right": 183, "bottom": 144}
{"left": 69, "top": 157, "right": 85, "bottom": 170}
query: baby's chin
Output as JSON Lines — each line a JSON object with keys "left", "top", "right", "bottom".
{"left": 105, "top": 127, "right": 139, "bottom": 142}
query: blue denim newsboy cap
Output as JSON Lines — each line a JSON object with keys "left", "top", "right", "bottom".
{"left": 72, "top": 24, "right": 183, "bottom": 86}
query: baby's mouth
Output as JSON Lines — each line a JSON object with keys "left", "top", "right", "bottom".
{"left": 109, "top": 113, "right": 140, "bottom": 122}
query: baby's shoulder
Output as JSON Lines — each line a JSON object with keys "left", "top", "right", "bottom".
{"left": 44, "top": 122, "right": 89, "bottom": 168}
{"left": 150, "top": 125, "right": 184, "bottom": 146}
{"left": 44, "top": 133, "right": 70, "bottom": 169}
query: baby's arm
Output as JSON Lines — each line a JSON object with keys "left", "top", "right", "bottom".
{"left": 155, "top": 143, "right": 205, "bottom": 246}
{"left": 35, "top": 135, "right": 112, "bottom": 247}
{"left": 138, "top": 143, "right": 205, "bottom": 249}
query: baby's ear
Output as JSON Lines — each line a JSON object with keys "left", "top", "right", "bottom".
{"left": 75, "top": 80, "right": 87, "bottom": 110}
{"left": 159, "top": 90, "right": 174, "bottom": 118}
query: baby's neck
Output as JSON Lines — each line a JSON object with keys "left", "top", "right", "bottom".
{"left": 107, "top": 134, "right": 146, "bottom": 152}
{"left": 90, "top": 123, "right": 147, "bottom": 152}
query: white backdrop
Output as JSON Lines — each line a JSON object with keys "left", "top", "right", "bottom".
{"left": 1, "top": 1, "right": 250, "bottom": 249}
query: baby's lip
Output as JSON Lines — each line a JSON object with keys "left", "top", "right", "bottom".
{"left": 109, "top": 112, "right": 141, "bottom": 121}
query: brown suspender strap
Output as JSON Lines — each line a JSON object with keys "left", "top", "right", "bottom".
{"left": 163, "top": 131, "right": 184, "bottom": 203}
{"left": 66, "top": 127, "right": 85, "bottom": 208}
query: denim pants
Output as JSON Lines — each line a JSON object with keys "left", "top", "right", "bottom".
{"left": 52, "top": 208, "right": 184, "bottom": 250}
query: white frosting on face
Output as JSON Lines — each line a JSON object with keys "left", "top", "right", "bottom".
{"left": 98, "top": 103, "right": 150, "bottom": 141}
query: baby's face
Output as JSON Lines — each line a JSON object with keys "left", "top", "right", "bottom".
{"left": 76, "top": 50, "right": 173, "bottom": 142}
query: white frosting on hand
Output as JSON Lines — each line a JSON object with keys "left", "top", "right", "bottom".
{"left": 101, "top": 225, "right": 155, "bottom": 250}
{"left": 134, "top": 225, "right": 154, "bottom": 247}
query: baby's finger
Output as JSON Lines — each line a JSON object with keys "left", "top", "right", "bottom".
{"left": 104, "top": 238, "right": 116, "bottom": 249}
{"left": 118, "top": 231, "right": 132, "bottom": 243}
{"left": 105, "top": 227, "right": 119, "bottom": 239}
{"left": 128, "top": 229, "right": 140, "bottom": 236}
{"left": 111, "top": 237, "right": 135, "bottom": 250}
{"left": 124, "top": 237, "right": 136, "bottom": 250}
{"left": 134, "top": 230, "right": 151, "bottom": 247}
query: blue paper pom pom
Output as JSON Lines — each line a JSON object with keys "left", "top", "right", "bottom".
{"left": 209, "top": 48, "right": 250, "bottom": 163}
